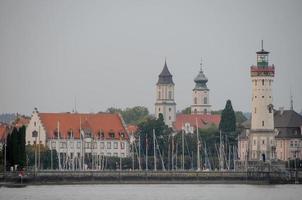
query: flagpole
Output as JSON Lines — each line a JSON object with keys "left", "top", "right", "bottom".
{"left": 138, "top": 135, "right": 141, "bottom": 170}
{"left": 57, "top": 121, "right": 61, "bottom": 171}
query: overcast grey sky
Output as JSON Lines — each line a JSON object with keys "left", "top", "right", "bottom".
{"left": 0, "top": 0, "right": 301, "bottom": 115}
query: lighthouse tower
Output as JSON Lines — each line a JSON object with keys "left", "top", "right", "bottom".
{"left": 249, "top": 41, "right": 276, "bottom": 161}
{"left": 191, "top": 60, "right": 211, "bottom": 115}
{"left": 155, "top": 60, "right": 176, "bottom": 127}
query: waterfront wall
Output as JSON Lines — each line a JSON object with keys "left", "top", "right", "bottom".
{"left": 1, "top": 170, "right": 301, "bottom": 185}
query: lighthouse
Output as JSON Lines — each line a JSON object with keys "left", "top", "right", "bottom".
{"left": 249, "top": 41, "right": 276, "bottom": 161}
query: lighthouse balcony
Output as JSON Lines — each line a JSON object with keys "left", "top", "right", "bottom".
{"left": 250, "top": 65, "right": 275, "bottom": 77}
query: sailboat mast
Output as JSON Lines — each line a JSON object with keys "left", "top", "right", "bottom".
{"left": 182, "top": 129, "right": 185, "bottom": 170}
{"left": 153, "top": 129, "right": 157, "bottom": 171}
{"left": 196, "top": 118, "right": 200, "bottom": 171}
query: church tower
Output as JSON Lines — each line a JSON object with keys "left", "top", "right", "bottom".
{"left": 249, "top": 41, "right": 275, "bottom": 161}
{"left": 155, "top": 60, "right": 176, "bottom": 127}
{"left": 191, "top": 60, "right": 211, "bottom": 115}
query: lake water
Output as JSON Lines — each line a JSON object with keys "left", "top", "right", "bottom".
{"left": 1, "top": 184, "right": 301, "bottom": 200}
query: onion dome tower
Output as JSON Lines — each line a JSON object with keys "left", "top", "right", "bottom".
{"left": 191, "top": 59, "right": 211, "bottom": 115}
{"left": 155, "top": 60, "right": 176, "bottom": 127}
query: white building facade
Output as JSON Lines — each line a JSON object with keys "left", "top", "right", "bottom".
{"left": 26, "top": 108, "right": 130, "bottom": 170}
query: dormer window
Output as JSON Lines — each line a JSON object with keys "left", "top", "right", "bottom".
{"left": 68, "top": 130, "right": 73, "bottom": 139}
{"left": 109, "top": 131, "right": 115, "bottom": 139}
{"left": 120, "top": 132, "right": 125, "bottom": 139}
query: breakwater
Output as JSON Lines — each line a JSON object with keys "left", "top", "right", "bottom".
{"left": 0, "top": 170, "right": 301, "bottom": 185}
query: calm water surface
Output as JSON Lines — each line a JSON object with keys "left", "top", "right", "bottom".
{"left": 1, "top": 184, "right": 301, "bottom": 200}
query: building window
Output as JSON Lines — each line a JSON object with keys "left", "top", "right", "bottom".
{"left": 93, "top": 142, "right": 97, "bottom": 149}
{"left": 169, "top": 107, "right": 171, "bottom": 112}
{"left": 84, "top": 142, "right": 91, "bottom": 149}
{"left": 70, "top": 141, "right": 74, "bottom": 149}
{"left": 253, "top": 140, "right": 256, "bottom": 146}
{"left": 158, "top": 91, "right": 161, "bottom": 99}
{"left": 107, "top": 152, "right": 111, "bottom": 156}
{"left": 113, "top": 153, "right": 118, "bottom": 157}
{"left": 194, "top": 97, "right": 197, "bottom": 104}
{"left": 100, "top": 142, "right": 104, "bottom": 149}
{"left": 107, "top": 142, "right": 111, "bottom": 149}
{"left": 159, "top": 108, "right": 161, "bottom": 112}
{"left": 255, "top": 96, "right": 257, "bottom": 98}
{"left": 194, "top": 109, "right": 197, "bottom": 114}
{"left": 262, "top": 96, "right": 264, "bottom": 98}
{"left": 204, "top": 109, "right": 207, "bottom": 114}
{"left": 114, "top": 142, "right": 118, "bottom": 149}
{"left": 34, "top": 122, "right": 36, "bottom": 126}
{"left": 294, "top": 141, "right": 298, "bottom": 147}
{"left": 109, "top": 132, "right": 115, "bottom": 139}
{"left": 28, "top": 141, "right": 30, "bottom": 145}
{"left": 121, "top": 153, "right": 125, "bottom": 157}
{"left": 169, "top": 116, "right": 171, "bottom": 120}
{"left": 262, "top": 121, "right": 264, "bottom": 127}
{"left": 121, "top": 142, "right": 125, "bottom": 149}
{"left": 290, "top": 141, "right": 294, "bottom": 147}
{"left": 262, "top": 79, "right": 264, "bottom": 85}
{"left": 262, "top": 140, "right": 265, "bottom": 145}
{"left": 254, "top": 107, "right": 256, "bottom": 114}
{"left": 77, "top": 141, "right": 81, "bottom": 149}
{"left": 51, "top": 141, "right": 56, "bottom": 148}
{"left": 169, "top": 91, "right": 172, "bottom": 99}
{"left": 60, "top": 142, "right": 67, "bottom": 149}
{"left": 204, "top": 97, "right": 207, "bottom": 104}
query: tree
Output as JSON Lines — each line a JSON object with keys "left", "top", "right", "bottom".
{"left": 219, "top": 100, "right": 236, "bottom": 133}
{"left": 138, "top": 115, "right": 171, "bottom": 157}
{"left": 104, "top": 106, "right": 149, "bottom": 125}
{"left": 26, "top": 145, "right": 59, "bottom": 170}
{"left": 181, "top": 107, "right": 191, "bottom": 114}
{"left": 5, "top": 126, "right": 26, "bottom": 169}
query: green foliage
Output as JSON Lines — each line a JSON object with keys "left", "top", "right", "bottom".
{"left": 105, "top": 106, "right": 149, "bottom": 125}
{"left": 181, "top": 107, "right": 191, "bottom": 114}
{"left": 5, "top": 126, "right": 26, "bottom": 169}
{"left": 219, "top": 100, "right": 236, "bottom": 132}
{"left": 26, "top": 145, "right": 58, "bottom": 170}
{"left": 212, "top": 110, "right": 247, "bottom": 125}
{"left": 137, "top": 115, "right": 171, "bottom": 157}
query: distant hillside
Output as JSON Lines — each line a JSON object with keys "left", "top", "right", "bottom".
{"left": 0, "top": 113, "right": 16, "bottom": 124}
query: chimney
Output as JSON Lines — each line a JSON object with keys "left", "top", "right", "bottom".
{"left": 279, "top": 107, "right": 284, "bottom": 115}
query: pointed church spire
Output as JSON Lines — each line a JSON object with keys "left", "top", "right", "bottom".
{"left": 157, "top": 59, "right": 174, "bottom": 85}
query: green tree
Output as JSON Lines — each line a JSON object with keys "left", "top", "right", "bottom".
{"left": 138, "top": 115, "right": 171, "bottom": 158}
{"left": 181, "top": 107, "right": 191, "bottom": 114}
{"left": 26, "top": 145, "right": 59, "bottom": 170}
{"left": 219, "top": 100, "right": 236, "bottom": 132}
{"left": 104, "top": 106, "right": 149, "bottom": 125}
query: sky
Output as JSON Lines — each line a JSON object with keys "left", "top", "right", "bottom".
{"left": 0, "top": 0, "right": 301, "bottom": 115}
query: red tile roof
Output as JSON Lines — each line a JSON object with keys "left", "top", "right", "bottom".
{"left": 175, "top": 114, "right": 221, "bottom": 131}
{"left": 38, "top": 113, "right": 128, "bottom": 140}
{"left": 127, "top": 125, "right": 138, "bottom": 135}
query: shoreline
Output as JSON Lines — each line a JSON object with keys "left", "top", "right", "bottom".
{"left": 1, "top": 171, "right": 300, "bottom": 186}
